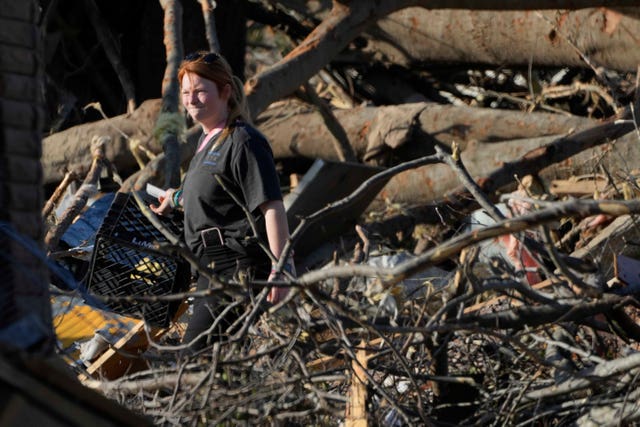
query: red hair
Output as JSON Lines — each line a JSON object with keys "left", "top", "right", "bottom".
{"left": 178, "top": 51, "right": 251, "bottom": 135}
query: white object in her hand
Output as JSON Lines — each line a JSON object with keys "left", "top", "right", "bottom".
{"left": 146, "top": 183, "right": 166, "bottom": 199}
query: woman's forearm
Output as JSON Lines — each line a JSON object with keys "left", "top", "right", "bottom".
{"left": 260, "top": 200, "right": 291, "bottom": 262}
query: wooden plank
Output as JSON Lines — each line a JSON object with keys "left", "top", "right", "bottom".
{"left": 78, "top": 320, "right": 147, "bottom": 382}
{"left": 549, "top": 178, "right": 607, "bottom": 197}
{"left": 345, "top": 347, "right": 368, "bottom": 427}
{"left": 78, "top": 302, "right": 188, "bottom": 382}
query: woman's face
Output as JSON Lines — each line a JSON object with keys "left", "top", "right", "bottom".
{"left": 181, "top": 72, "right": 230, "bottom": 131}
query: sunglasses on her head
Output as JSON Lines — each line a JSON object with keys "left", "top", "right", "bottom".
{"left": 184, "top": 52, "right": 220, "bottom": 64}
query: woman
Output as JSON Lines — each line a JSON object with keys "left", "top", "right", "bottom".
{"left": 151, "top": 51, "right": 294, "bottom": 349}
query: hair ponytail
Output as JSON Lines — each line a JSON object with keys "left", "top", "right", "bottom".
{"left": 227, "top": 75, "right": 250, "bottom": 126}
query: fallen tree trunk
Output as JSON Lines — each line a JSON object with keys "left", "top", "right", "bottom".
{"left": 246, "top": 2, "right": 640, "bottom": 118}
{"left": 367, "top": 8, "right": 640, "bottom": 72}
{"left": 42, "top": 99, "right": 594, "bottom": 185}
{"left": 372, "top": 135, "right": 559, "bottom": 210}
{"left": 258, "top": 101, "right": 595, "bottom": 162}
{"left": 376, "top": 125, "right": 640, "bottom": 211}
{"left": 41, "top": 99, "right": 162, "bottom": 186}
{"left": 265, "top": 102, "right": 640, "bottom": 209}
{"left": 43, "top": 98, "right": 638, "bottom": 213}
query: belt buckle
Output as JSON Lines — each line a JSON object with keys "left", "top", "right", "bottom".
{"left": 201, "top": 227, "right": 224, "bottom": 248}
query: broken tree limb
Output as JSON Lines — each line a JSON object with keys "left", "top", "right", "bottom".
{"left": 444, "top": 104, "right": 640, "bottom": 206}
{"left": 524, "top": 350, "right": 640, "bottom": 401}
{"left": 245, "top": 0, "right": 389, "bottom": 119}
{"left": 245, "top": 1, "right": 640, "bottom": 118}
{"left": 42, "top": 170, "right": 77, "bottom": 219}
{"left": 44, "top": 136, "right": 108, "bottom": 251}
{"left": 575, "top": 387, "right": 640, "bottom": 426}
{"left": 42, "top": 99, "right": 162, "bottom": 186}
{"left": 82, "top": 369, "right": 208, "bottom": 393}
{"left": 157, "top": 0, "right": 184, "bottom": 189}
{"left": 258, "top": 101, "right": 594, "bottom": 162}
{"left": 369, "top": 8, "right": 640, "bottom": 73}
{"left": 198, "top": 0, "right": 221, "bottom": 53}
{"left": 377, "top": 102, "right": 640, "bottom": 209}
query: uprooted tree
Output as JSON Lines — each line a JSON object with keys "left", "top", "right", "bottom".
{"left": 42, "top": 3, "right": 640, "bottom": 203}
{"left": 38, "top": 1, "right": 640, "bottom": 425}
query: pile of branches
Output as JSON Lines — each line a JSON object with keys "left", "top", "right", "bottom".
{"left": 73, "top": 131, "right": 640, "bottom": 425}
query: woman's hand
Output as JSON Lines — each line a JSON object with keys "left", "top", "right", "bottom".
{"left": 266, "top": 261, "right": 295, "bottom": 304}
{"left": 266, "top": 280, "right": 289, "bottom": 304}
{"left": 260, "top": 200, "right": 295, "bottom": 304}
{"left": 150, "top": 188, "right": 176, "bottom": 216}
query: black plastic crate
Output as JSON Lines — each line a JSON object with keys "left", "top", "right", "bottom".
{"left": 97, "top": 191, "right": 183, "bottom": 246}
{"left": 87, "top": 192, "right": 189, "bottom": 327}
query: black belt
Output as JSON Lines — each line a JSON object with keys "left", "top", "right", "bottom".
{"left": 199, "top": 227, "right": 269, "bottom": 277}
{"left": 199, "top": 227, "right": 245, "bottom": 273}
{"left": 201, "top": 227, "right": 224, "bottom": 248}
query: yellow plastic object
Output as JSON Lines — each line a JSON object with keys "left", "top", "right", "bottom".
{"left": 51, "top": 295, "right": 139, "bottom": 349}
{"left": 130, "top": 256, "right": 164, "bottom": 285}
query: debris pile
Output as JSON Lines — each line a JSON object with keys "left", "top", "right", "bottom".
{"left": 48, "top": 143, "right": 640, "bottom": 425}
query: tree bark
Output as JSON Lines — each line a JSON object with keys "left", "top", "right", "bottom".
{"left": 42, "top": 99, "right": 162, "bottom": 186}
{"left": 367, "top": 8, "right": 640, "bottom": 72}
{"left": 43, "top": 99, "right": 597, "bottom": 187}
{"left": 245, "top": 2, "right": 640, "bottom": 118}
{"left": 257, "top": 101, "right": 595, "bottom": 162}
{"left": 158, "top": 0, "right": 183, "bottom": 189}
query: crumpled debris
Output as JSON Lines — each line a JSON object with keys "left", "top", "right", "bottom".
{"left": 52, "top": 294, "right": 139, "bottom": 359}
{"left": 78, "top": 332, "right": 110, "bottom": 362}
{"left": 364, "top": 251, "right": 452, "bottom": 322}
{"left": 464, "top": 202, "right": 543, "bottom": 285}
{"left": 60, "top": 192, "right": 115, "bottom": 248}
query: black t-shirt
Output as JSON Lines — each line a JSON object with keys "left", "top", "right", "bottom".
{"left": 181, "top": 122, "right": 282, "bottom": 255}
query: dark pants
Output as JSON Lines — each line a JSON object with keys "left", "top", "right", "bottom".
{"left": 182, "top": 240, "right": 268, "bottom": 352}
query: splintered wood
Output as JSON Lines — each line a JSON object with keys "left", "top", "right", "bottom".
{"left": 346, "top": 347, "right": 369, "bottom": 427}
